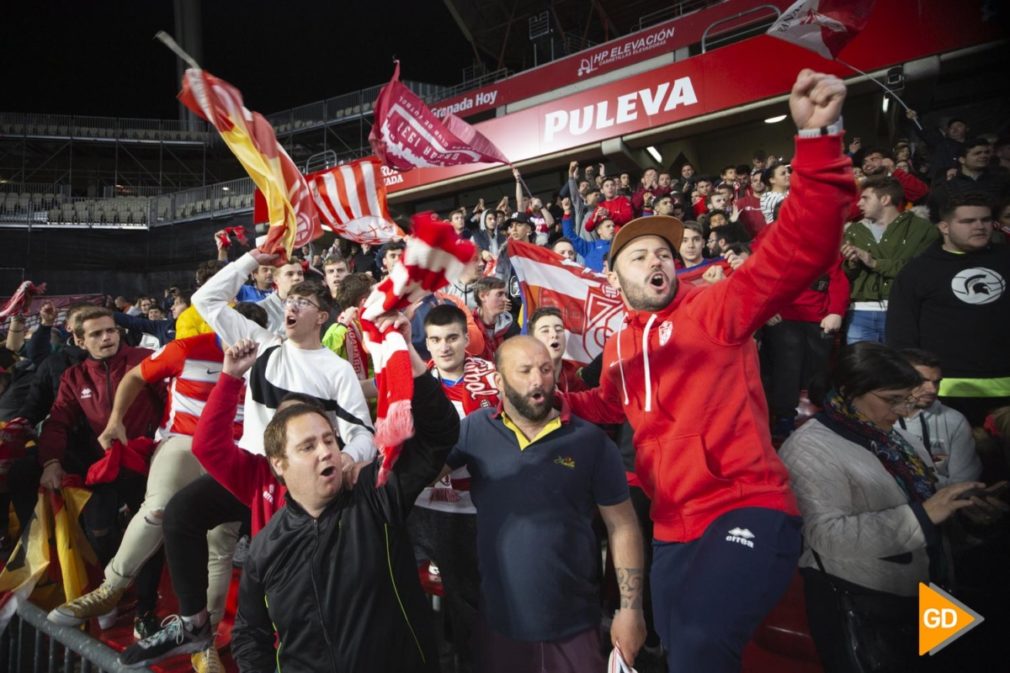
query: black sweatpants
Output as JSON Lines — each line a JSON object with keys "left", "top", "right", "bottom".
{"left": 763, "top": 320, "right": 833, "bottom": 418}
{"left": 162, "top": 474, "right": 250, "bottom": 617}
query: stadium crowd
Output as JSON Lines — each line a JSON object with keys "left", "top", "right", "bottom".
{"left": 0, "top": 68, "right": 1008, "bottom": 673}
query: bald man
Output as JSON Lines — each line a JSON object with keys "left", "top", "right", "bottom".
{"left": 445, "top": 336, "right": 645, "bottom": 672}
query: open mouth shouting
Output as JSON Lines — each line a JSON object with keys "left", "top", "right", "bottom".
{"left": 648, "top": 271, "right": 668, "bottom": 291}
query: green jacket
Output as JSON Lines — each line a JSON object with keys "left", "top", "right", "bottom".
{"left": 843, "top": 211, "right": 938, "bottom": 302}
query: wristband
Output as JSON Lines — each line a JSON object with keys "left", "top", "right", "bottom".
{"left": 798, "top": 116, "right": 844, "bottom": 137}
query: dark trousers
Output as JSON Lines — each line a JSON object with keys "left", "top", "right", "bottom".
{"left": 650, "top": 507, "right": 802, "bottom": 673}
{"left": 162, "top": 474, "right": 249, "bottom": 617}
{"left": 407, "top": 506, "right": 480, "bottom": 668}
{"left": 763, "top": 320, "right": 833, "bottom": 418}
{"left": 473, "top": 613, "right": 604, "bottom": 673}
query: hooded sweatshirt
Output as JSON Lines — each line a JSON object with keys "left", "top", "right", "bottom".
{"left": 563, "top": 134, "right": 856, "bottom": 542}
{"left": 886, "top": 242, "right": 1010, "bottom": 390}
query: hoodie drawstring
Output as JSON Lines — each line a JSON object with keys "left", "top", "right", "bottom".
{"left": 642, "top": 314, "right": 657, "bottom": 412}
{"left": 616, "top": 323, "right": 630, "bottom": 405}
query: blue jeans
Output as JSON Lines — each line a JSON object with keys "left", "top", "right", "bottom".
{"left": 650, "top": 508, "right": 802, "bottom": 673}
{"left": 845, "top": 309, "right": 887, "bottom": 344}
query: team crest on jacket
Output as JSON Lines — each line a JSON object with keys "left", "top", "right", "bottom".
{"left": 658, "top": 320, "right": 673, "bottom": 346}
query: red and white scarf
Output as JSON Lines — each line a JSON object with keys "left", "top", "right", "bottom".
{"left": 361, "top": 213, "right": 476, "bottom": 486}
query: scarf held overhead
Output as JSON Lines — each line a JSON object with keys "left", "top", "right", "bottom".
{"left": 361, "top": 213, "right": 476, "bottom": 486}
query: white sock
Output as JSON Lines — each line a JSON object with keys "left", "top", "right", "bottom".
{"left": 182, "top": 611, "right": 208, "bottom": 629}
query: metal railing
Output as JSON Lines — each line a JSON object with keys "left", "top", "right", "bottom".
{"left": 0, "top": 112, "right": 212, "bottom": 143}
{"left": 637, "top": 0, "right": 724, "bottom": 30}
{"left": 0, "top": 175, "right": 257, "bottom": 230}
{"left": 1, "top": 600, "right": 155, "bottom": 673}
{"left": 701, "top": 4, "right": 781, "bottom": 53}
{"left": 265, "top": 80, "right": 451, "bottom": 137}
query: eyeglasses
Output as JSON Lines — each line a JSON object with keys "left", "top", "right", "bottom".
{"left": 870, "top": 392, "right": 917, "bottom": 412}
{"left": 284, "top": 297, "right": 319, "bottom": 311}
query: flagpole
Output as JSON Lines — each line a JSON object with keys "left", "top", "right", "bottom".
{"left": 835, "top": 58, "right": 923, "bottom": 131}
{"left": 155, "top": 31, "right": 202, "bottom": 70}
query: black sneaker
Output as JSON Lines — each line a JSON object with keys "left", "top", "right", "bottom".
{"left": 133, "top": 610, "right": 161, "bottom": 640}
{"left": 119, "top": 615, "right": 212, "bottom": 668}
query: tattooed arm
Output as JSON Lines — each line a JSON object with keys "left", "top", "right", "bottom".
{"left": 599, "top": 498, "right": 647, "bottom": 664}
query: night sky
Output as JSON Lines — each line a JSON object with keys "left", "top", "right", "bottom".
{"left": 4, "top": 0, "right": 473, "bottom": 119}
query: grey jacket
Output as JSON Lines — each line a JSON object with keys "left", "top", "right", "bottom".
{"left": 780, "top": 418, "right": 939, "bottom": 596}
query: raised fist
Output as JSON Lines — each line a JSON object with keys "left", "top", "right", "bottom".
{"left": 790, "top": 69, "right": 846, "bottom": 130}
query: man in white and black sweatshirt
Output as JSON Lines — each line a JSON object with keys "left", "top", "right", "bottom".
{"left": 193, "top": 249, "right": 375, "bottom": 462}
{"left": 887, "top": 193, "right": 1010, "bottom": 426}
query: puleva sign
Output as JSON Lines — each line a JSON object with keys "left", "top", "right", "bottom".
{"left": 543, "top": 77, "right": 698, "bottom": 142}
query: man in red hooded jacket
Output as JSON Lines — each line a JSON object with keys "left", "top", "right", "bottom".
{"left": 561, "top": 69, "right": 854, "bottom": 672}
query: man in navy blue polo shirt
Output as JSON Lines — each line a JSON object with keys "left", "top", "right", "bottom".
{"left": 446, "top": 336, "right": 645, "bottom": 672}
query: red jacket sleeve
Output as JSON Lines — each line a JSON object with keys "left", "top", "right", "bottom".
{"left": 693, "top": 135, "right": 857, "bottom": 344}
{"left": 560, "top": 338, "right": 628, "bottom": 424}
{"left": 37, "top": 371, "right": 82, "bottom": 465}
{"left": 892, "top": 168, "right": 929, "bottom": 204}
{"left": 826, "top": 257, "right": 851, "bottom": 316}
{"left": 192, "top": 373, "right": 263, "bottom": 506}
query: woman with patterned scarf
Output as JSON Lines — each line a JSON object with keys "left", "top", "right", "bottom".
{"left": 780, "top": 342, "right": 985, "bottom": 672}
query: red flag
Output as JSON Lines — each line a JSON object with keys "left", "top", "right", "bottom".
{"left": 360, "top": 213, "right": 477, "bottom": 486}
{"left": 766, "top": 0, "right": 876, "bottom": 59}
{"left": 509, "top": 241, "right": 626, "bottom": 367}
{"left": 369, "top": 62, "right": 510, "bottom": 171}
{"left": 179, "top": 69, "right": 320, "bottom": 261}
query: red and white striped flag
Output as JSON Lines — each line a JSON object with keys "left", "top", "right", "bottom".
{"left": 360, "top": 213, "right": 477, "bottom": 486}
{"left": 766, "top": 0, "right": 876, "bottom": 60}
{"left": 307, "top": 157, "right": 402, "bottom": 245}
{"left": 510, "top": 241, "right": 627, "bottom": 367}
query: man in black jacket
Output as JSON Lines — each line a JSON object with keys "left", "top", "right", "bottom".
{"left": 232, "top": 312, "right": 459, "bottom": 673}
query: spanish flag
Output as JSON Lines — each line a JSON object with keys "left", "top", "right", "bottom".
{"left": 175, "top": 58, "right": 321, "bottom": 261}
{"left": 0, "top": 488, "right": 96, "bottom": 633}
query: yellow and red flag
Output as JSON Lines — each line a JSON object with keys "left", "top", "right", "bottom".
{"left": 178, "top": 69, "right": 321, "bottom": 261}
{"left": 0, "top": 487, "right": 97, "bottom": 634}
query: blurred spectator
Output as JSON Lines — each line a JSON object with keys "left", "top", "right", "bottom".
{"left": 898, "top": 349, "right": 982, "bottom": 484}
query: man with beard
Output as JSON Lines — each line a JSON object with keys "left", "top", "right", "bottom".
{"left": 897, "top": 349, "right": 981, "bottom": 484}
{"left": 446, "top": 336, "right": 645, "bottom": 672}
{"left": 560, "top": 69, "right": 855, "bottom": 672}
{"left": 860, "top": 147, "right": 929, "bottom": 204}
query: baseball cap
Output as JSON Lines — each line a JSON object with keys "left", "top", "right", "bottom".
{"left": 507, "top": 212, "right": 532, "bottom": 226}
{"left": 608, "top": 215, "right": 685, "bottom": 266}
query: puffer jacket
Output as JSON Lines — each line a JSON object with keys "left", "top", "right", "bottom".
{"left": 779, "top": 418, "right": 939, "bottom": 597}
